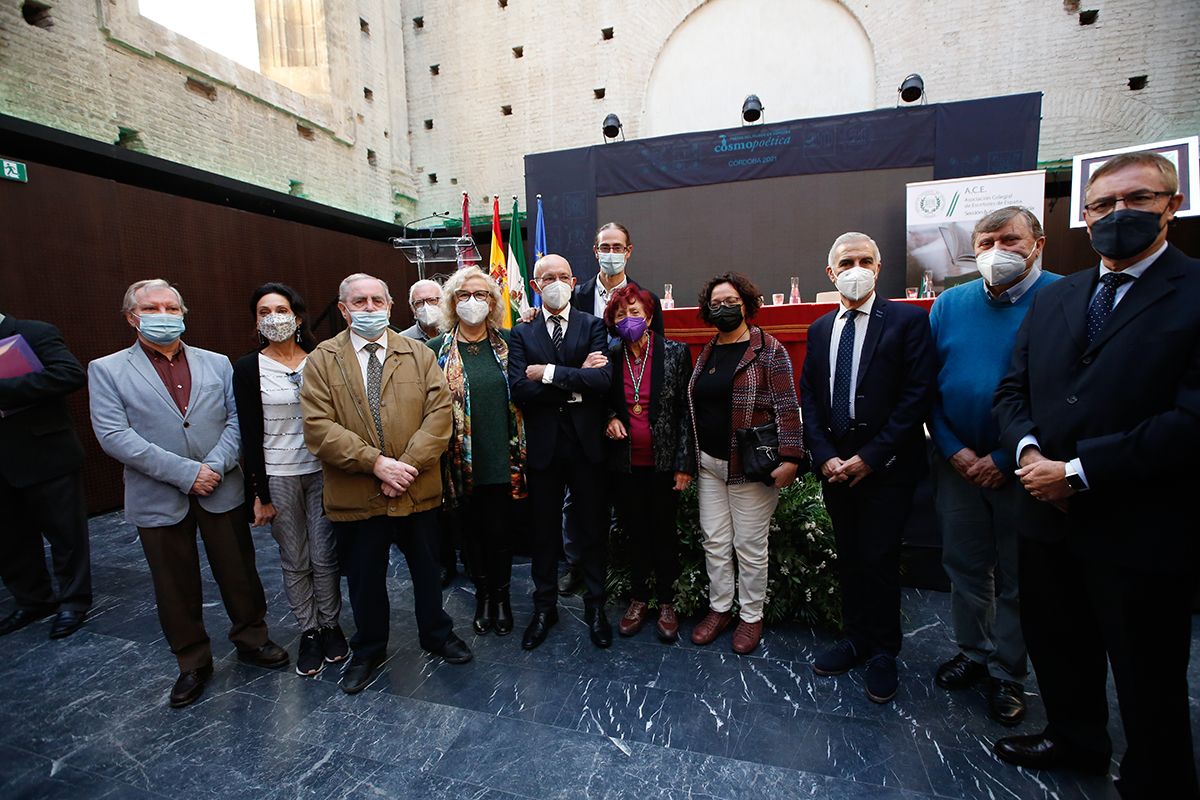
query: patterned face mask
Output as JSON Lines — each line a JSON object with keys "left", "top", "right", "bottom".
{"left": 258, "top": 312, "right": 298, "bottom": 343}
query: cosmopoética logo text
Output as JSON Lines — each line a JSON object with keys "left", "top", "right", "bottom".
{"left": 713, "top": 131, "right": 792, "bottom": 153}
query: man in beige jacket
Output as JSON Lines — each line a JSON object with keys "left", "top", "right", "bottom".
{"left": 301, "top": 272, "right": 472, "bottom": 694}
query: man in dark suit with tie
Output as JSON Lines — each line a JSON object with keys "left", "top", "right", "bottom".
{"left": 0, "top": 313, "right": 92, "bottom": 639}
{"left": 993, "top": 152, "right": 1200, "bottom": 797}
{"left": 800, "top": 232, "right": 936, "bottom": 704}
{"left": 509, "top": 254, "right": 614, "bottom": 650}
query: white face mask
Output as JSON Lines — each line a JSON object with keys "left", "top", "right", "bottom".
{"left": 258, "top": 313, "right": 298, "bottom": 343}
{"left": 975, "top": 246, "right": 1032, "bottom": 286}
{"left": 834, "top": 266, "right": 876, "bottom": 302}
{"left": 456, "top": 297, "right": 490, "bottom": 326}
{"left": 598, "top": 252, "right": 626, "bottom": 277}
{"left": 539, "top": 280, "right": 572, "bottom": 310}
{"left": 413, "top": 304, "right": 440, "bottom": 327}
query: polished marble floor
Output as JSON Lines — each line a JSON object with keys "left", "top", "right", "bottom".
{"left": 1, "top": 512, "right": 1196, "bottom": 799}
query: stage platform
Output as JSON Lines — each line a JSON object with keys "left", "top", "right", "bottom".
{"left": 0, "top": 512, "right": 1184, "bottom": 799}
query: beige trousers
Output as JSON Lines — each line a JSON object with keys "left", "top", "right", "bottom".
{"left": 697, "top": 451, "right": 779, "bottom": 623}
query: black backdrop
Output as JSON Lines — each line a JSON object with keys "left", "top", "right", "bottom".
{"left": 525, "top": 93, "right": 1042, "bottom": 297}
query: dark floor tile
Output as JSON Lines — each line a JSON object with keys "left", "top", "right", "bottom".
{"left": 916, "top": 738, "right": 1120, "bottom": 800}
{"left": 794, "top": 712, "right": 933, "bottom": 794}
{"left": 404, "top": 657, "right": 576, "bottom": 724}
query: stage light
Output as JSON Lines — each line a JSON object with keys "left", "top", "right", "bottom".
{"left": 741, "top": 94, "right": 763, "bottom": 124}
{"left": 602, "top": 113, "right": 624, "bottom": 142}
{"left": 898, "top": 74, "right": 925, "bottom": 104}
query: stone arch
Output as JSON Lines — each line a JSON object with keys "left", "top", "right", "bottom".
{"left": 641, "top": 0, "right": 875, "bottom": 138}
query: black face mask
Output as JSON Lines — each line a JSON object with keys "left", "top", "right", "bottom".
{"left": 1089, "top": 208, "right": 1165, "bottom": 261}
{"left": 709, "top": 305, "right": 744, "bottom": 333}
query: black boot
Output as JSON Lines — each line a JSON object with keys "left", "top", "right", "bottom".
{"left": 473, "top": 578, "right": 492, "bottom": 635}
{"left": 492, "top": 586, "right": 513, "bottom": 636}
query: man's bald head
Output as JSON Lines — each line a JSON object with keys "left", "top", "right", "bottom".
{"left": 533, "top": 254, "right": 572, "bottom": 280}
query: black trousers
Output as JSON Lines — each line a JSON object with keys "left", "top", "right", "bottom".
{"left": 459, "top": 483, "right": 512, "bottom": 594}
{"left": 612, "top": 468, "right": 679, "bottom": 603}
{"left": 334, "top": 510, "right": 453, "bottom": 660}
{"left": 1019, "top": 535, "right": 1199, "bottom": 799}
{"left": 528, "top": 425, "right": 608, "bottom": 611}
{"left": 0, "top": 471, "right": 92, "bottom": 613}
{"left": 822, "top": 478, "right": 915, "bottom": 657}
{"left": 138, "top": 500, "right": 269, "bottom": 671}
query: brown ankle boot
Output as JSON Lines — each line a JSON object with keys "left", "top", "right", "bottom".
{"left": 619, "top": 600, "right": 648, "bottom": 636}
{"left": 656, "top": 604, "right": 679, "bottom": 642}
{"left": 690, "top": 608, "right": 732, "bottom": 645}
{"left": 731, "top": 619, "right": 763, "bottom": 654}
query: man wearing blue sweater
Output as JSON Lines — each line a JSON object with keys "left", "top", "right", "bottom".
{"left": 927, "top": 206, "right": 1058, "bottom": 725}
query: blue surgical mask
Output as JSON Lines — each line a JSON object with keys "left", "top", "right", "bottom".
{"left": 349, "top": 310, "right": 390, "bottom": 339}
{"left": 137, "top": 313, "right": 186, "bottom": 344}
{"left": 598, "top": 252, "right": 626, "bottom": 276}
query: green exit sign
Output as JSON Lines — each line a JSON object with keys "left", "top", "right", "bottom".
{"left": 1, "top": 159, "right": 28, "bottom": 183}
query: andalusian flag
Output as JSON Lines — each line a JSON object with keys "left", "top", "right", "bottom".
{"left": 488, "top": 195, "right": 512, "bottom": 328}
{"left": 506, "top": 196, "right": 532, "bottom": 325}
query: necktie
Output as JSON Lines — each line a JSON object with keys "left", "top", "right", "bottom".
{"left": 1086, "top": 272, "right": 1134, "bottom": 343}
{"left": 550, "top": 314, "right": 564, "bottom": 353}
{"left": 363, "top": 342, "right": 386, "bottom": 449}
{"left": 831, "top": 309, "right": 858, "bottom": 438}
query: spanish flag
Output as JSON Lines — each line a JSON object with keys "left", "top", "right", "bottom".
{"left": 488, "top": 195, "right": 512, "bottom": 328}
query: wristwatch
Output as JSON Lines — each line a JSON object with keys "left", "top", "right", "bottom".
{"left": 1063, "top": 462, "right": 1088, "bottom": 492}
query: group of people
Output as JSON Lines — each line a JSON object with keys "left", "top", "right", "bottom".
{"left": 0, "top": 151, "right": 1194, "bottom": 798}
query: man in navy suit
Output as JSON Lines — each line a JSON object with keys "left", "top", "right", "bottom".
{"left": 800, "top": 232, "right": 936, "bottom": 704}
{"left": 993, "top": 152, "right": 1200, "bottom": 797}
{"left": 509, "top": 254, "right": 613, "bottom": 650}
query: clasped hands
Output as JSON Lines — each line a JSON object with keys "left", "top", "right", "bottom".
{"left": 948, "top": 448, "right": 1006, "bottom": 490}
{"left": 1015, "top": 447, "right": 1073, "bottom": 512}
{"left": 821, "top": 455, "right": 872, "bottom": 487}
{"left": 374, "top": 454, "right": 419, "bottom": 497}
{"left": 190, "top": 464, "right": 222, "bottom": 496}
{"left": 525, "top": 350, "right": 608, "bottom": 382}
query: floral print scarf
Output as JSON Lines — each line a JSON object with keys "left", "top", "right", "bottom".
{"left": 436, "top": 325, "right": 527, "bottom": 506}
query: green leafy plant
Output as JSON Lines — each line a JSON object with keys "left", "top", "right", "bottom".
{"left": 606, "top": 473, "right": 841, "bottom": 629}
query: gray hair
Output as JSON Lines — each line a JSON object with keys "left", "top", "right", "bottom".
{"left": 338, "top": 273, "right": 393, "bottom": 304}
{"left": 122, "top": 279, "right": 188, "bottom": 315}
{"left": 439, "top": 266, "right": 505, "bottom": 332}
{"left": 408, "top": 278, "right": 442, "bottom": 306}
{"left": 1086, "top": 150, "right": 1180, "bottom": 197}
{"left": 972, "top": 206, "right": 1045, "bottom": 245}
{"left": 827, "top": 232, "right": 881, "bottom": 268}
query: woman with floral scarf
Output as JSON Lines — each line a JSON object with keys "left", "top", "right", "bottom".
{"left": 427, "top": 267, "right": 527, "bottom": 636}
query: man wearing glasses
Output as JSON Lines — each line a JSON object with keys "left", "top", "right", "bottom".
{"left": 398, "top": 279, "right": 444, "bottom": 342}
{"left": 994, "top": 151, "right": 1199, "bottom": 797}
{"left": 508, "top": 255, "right": 613, "bottom": 650}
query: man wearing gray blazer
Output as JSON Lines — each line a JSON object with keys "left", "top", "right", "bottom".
{"left": 89, "top": 279, "right": 288, "bottom": 708}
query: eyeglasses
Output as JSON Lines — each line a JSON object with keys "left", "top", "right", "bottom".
{"left": 1083, "top": 190, "right": 1173, "bottom": 216}
{"left": 412, "top": 297, "right": 440, "bottom": 307}
{"left": 707, "top": 298, "right": 743, "bottom": 311}
{"left": 454, "top": 290, "right": 491, "bottom": 302}
{"left": 596, "top": 244, "right": 629, "bottom": 254}
{"left": 536, "top": 275, "right": 572, "bottom": 285}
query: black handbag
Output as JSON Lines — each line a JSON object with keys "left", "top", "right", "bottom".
{"left": 735, "top": 421, "right": 780, "bottom": 485}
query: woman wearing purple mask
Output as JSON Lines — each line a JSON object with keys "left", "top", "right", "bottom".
{"left": 602, "top": 283, "right": 696, "bottom": 642}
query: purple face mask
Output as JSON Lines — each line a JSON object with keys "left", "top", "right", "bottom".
{"left": 616, "top": 316, "right": 648, "bottom": 342}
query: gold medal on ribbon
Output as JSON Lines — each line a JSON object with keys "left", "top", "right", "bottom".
{"left": 632, "top": 402, "right": 643, "bottom": 416}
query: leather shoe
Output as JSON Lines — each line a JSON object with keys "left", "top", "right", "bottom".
{"left": 557, "top": 566, "right": 582, "bottom": 596}
{"left": 935, "top": 652, "right": 987, "bottom": 689}
{"left": 169, "top": 664, "right": 213, "bottom": 708}
{"left": 994, "top": 733, "right": 1109, "bottom": 775}
{"left": 813, "top": 639, "right": 862, "bottom": 676}
{"left": 427, "top": 632, "right": 473, "bottom": 664}
{"left": 618, "top": 600, "right": 648, "bottom": 637}
{"left": 988, "top": 678, "right": 1026, "bottom": 726}
{"left": 236, "top": 640, "right": 290, "bottom": 669}
{"left": 690, "top": 608, "right": 732, "bottom": 646}
{"left": 586, "top": 604, "right": 612, "bottom": 649}
{"left": 473, "top": 590, "right": 492, "bottom": 635}
{"left": 656, "top": 604, "right": 679, "bottom": 643}
{"left": 492, "top": 589, "right": 513, "bottom": 636}
{"left": 0, "top": 607, "right": 54, "bottom": 637}
{"left": 864, "top": 653, "right": 898, "bottom": 704}
{"left": 340, "top": 653, "right": 386, "bottom": 695}
{"left": 49, "top": 610, "right": 87, "bottom": 640}
{"left": 522, "top": 609, "right": 558, "bottom": 650}
{"left": 731, "top": 619, "right": 763, "bottom": 654}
